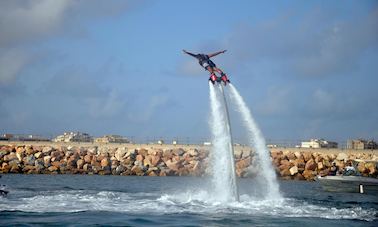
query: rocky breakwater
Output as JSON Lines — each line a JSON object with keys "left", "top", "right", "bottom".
{"left": 0, "top": 145, "right": 208, "bottom": 176}
{"left": 271, "top": 150, "right": 378, "bottom": 180}
{"left": 1, "top": 144, "right": 377, "bottom": 180}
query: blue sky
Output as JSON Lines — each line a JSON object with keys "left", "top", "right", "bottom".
{"left": 0, "top": 0, "right": 377, "bottom": 144}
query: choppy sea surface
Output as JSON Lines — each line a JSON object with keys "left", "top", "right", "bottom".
{"left": 0, "top": 174, "right": 377, "bottom": 226}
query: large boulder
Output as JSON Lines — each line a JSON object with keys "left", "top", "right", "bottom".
{"left": 100, "top": 158, "right": 110, "bottom": 167}
{"left": 317, "top": 161, "right": 325, "bottom": 170}
{"left": 43, "top": 156, "right": 51, "bottom": 167}
{"left": 188, "top": 149, "right": 199, "bottom": 157}
{"left": 51, "top": 161, "right": 62, "bottom": 168}
{"left": 336, "top": 153, "right": 348, "bottom": 161}
{"left": 271, "top": 151, "right": 283, "bottom": 160}
{"left": 294, "top": 151, "right": 302, "bottom": 159}
{"left": 366, "top": 162, "right": 377, "bottom": 176}
{"left": 240, "top": 150, "right": 251, "bottom": 159}
{"left": 66, "top": 157, "right": 77, "bottom": 167}
{"left": 115, "top": 148, "right": 128, "bottom": 161}
{"left": 84, "top": 154, "right": 92, "bottom": 163}
{"left": 34, "top": 152, "right": 43, "bottom": 159}
{"left": 165, "top": 159, "right": 181, "bottom": 172}
{"left": 236, "top": 157, "right": 251, "bottom": 170}
{"left": 357, "top": 162, "right": 368, "bottom": 174}
{"left": 305, "top": 159, "right": 317, "bottom": 171}
{"left": 151, "top": 155, "right": 161, "bottom": 166}
{"left": 3, "top": 152, "right": 18, "bottom": 162}
{"left": 136, "top": 154, "right": 144, "bottom": 162}
{"left": 48, "top": 166, "right": 58, "bottom": 172}
{"left": 143, "top": 155, "right": 152, "bottom": 167}
{"left": 289, "top": 166, "right": 298, "bottom": 175}
{"left": 0, "top": 150, "right": 9, "bottom": 160}
{"left": 172, "top": 148, "right": 185, "bottom": 156}
{"left": 34, "top": 160, "right": 45, "bottom": 172}
{"left": 293, "top": 159, "right": 305, "bottom": 169}
{"left": 131, "top": 165, "right": 145, "bottom": 176}
{"left": 280, "top": 169, "right": 291, "bottom": 178}
{"left": 303, "top": 152, "right": 313, "bottom": 162}
{"left": 51, "top": 150, "right": 63, "bottom": 161}
{"left": 76, "top": 159, "right": 85, "bottom": 169}
{"left": 163, "top": 149, "right": 173, "bottom": 158}
{"left": 83, "top": 163, "right": 92, "bottom": 172}
{"left": 42, "top": 146, "right": 53, "bottom": 154}
{"left": 23, "top": 155, "right": 36, "bottom": 166}
{"left": 285, "top": 152, "right": 296, "bottom": 161}
{"left": 138, "top": 148, "right": 149, "bottom": 157}
{"left": 114, "top": 165, "right": 126, "bottom": 175}
{"left": 234, "top": 150, "right": 243, "bottom": 159}
{"left": 302, "top": 170, "right": 316, "bottom": 180}
{"left": 293, "top": 173, "right": 305, "bottom": 180}
{"left": 87, "top": 146, "right": 97, "bottom": 155}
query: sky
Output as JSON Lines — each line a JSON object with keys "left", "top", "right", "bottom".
{"left": 0, "top": 0, "right": 377, "bottom": 144}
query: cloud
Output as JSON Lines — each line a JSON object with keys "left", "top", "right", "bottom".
{"left": 0, "top": 48, "right": 31, "bottom": 85}
{"left": 0, "top": 0, "right": 142, "bottom": 86}
{"left": 256, "top": 86, "right": 293, "bottom": 115}
{"left": 85, "top": 90, "right": 125, "bottom": 118}
{"left": 177, "top": 59, "right": 204, "bottom": 76}
{"left": 0, "top": 0, "right": 138, "bottom": 46}
{"left": 224, "top": 6, "right": 378, "bottom": 78}
{"left": 0, "top": 0, "right": 72, "bottom": 46}
{"left": 41, "top": 67, "right": 127, "bottom": 118}
{"left": 127, "top": 94, "right": 172, "bottom": 123}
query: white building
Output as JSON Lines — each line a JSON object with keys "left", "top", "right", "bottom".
{"left": 301, "top": 139, "right": 338, "bottom": 148}
{"left": 54, "top": 132, "right": 93, "bottom": 142}
{"left": 94, "top": 135, "right": 130, "bottom": 143}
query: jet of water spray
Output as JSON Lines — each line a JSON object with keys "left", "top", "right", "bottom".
{"left": 208, "top": 82, "right": 239, "bottom": 202}
{"left": 227, "top": 84, "right": 282, "bottom": 200}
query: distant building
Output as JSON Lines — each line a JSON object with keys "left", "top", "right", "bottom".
{"left": 347, "top": 139, "right": 378, "bottom": 150}
{"left": 24, "top": 135, "right": 50, "bottom": 141}
{"left": 301, "top": 139, "right": 338, "bottom": 148}
{"left": 0, "top": 134, "right": 13, "bottom": 140}
{"left": 94, "top": 135, "right": 130, "bottom": 143}
{"left": 1, "top": 134, "right": 49, "bottom": 141}
{"left": 54, "top": 132, "right": 93, "bottom": 142}
{"left": 157, "top": 140, "right": 164, "bottom": 145}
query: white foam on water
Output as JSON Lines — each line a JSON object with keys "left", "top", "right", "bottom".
{"left": 0, "top": 190, "right": 376, "bottom": 221}
{"left": 227, "top": 84, "right": 281, "bottom": 200}
{"left": 158, "top": 192, "right": 376, "bottom": 221}
{"left": 208, "top": 82, "right": 239, "bottom": 202}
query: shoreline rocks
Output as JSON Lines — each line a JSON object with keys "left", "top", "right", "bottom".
{"left": 0, "top": 144, "right": 377, "bottom": 180}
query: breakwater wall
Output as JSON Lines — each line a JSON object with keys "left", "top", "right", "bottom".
{"left": 1, "top": 143, "right": 377, "bottom": 180}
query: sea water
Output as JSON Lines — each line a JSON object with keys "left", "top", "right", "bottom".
{"left": 0, "top": 174, "right": 377, "bottom": 226}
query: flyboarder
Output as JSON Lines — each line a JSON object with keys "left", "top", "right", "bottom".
{"left": 183, "top": 49, "right": 230, "bottom": 85}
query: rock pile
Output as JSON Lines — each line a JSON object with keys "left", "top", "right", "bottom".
{"left": 1, "top": 144, "right": 377, "bottom": 180}
{"left": 0, "top": 145, "right": 208, "bottom": 176}
{"left": 271, "top": 150, "right": 378, "bottom": 180}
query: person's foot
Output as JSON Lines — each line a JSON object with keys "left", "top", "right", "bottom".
{"left": 209, "top": 74, "right": 217, "bottom": 84}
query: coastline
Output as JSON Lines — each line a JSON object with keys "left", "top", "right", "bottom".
{"left": 1, "top": 142, "right": 377, "bottom": 180}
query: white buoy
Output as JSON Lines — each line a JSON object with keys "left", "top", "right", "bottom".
{"left": 359, "top": 184, "right": 364, "bottom": 194}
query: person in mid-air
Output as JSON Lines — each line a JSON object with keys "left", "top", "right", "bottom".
{"left": 183, "top": 49, "right": 230, "bottom": 85}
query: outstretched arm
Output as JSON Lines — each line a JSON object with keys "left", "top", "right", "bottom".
{"left": 208, "top": 50, "right": 227, "bottom": 58}
{"left": 183, "top": 49, "right": 197, "bottom": 58}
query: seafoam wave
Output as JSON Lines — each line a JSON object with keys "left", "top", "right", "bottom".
{"left": 0, "top": 190, "right": 376, "bottom": 221}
